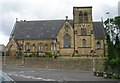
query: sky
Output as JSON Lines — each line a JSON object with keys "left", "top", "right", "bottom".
{"left": 0, "top": 0, "right": 120, "bottom": 46}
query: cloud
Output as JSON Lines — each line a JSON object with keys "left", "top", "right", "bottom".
{"left": 92, "top": 2, "right": 118, "bottom": 21}
{"left": 2, "top": 1, "right": 26, "bottom": 13}
{"left": 0, "top": 31, "right": 9, "bottom": 46}
{"left": 0, "top": 0, "right": 120, "bottom": 45}
{"left": 2, "top": 12, "right": 18, "bottom": 35}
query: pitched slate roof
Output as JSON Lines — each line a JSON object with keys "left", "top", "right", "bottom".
{"left": 11, "top": 20, "right": 105, "bottom": 40}
{"left": 12, "top": 20, "right": 72, "bottom": 40}
{"left": 93, "top": 22, "right": 106, "bottom": 39}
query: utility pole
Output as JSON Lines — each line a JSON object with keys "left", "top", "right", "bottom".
{"left": 22, "top": 50, "right": 24, "bottom": 65}
{"left": 22, "top": 40, "right": 24, "bottom": 66}
{"left": 91, "top": 49, "right": 96, "bottom": 71}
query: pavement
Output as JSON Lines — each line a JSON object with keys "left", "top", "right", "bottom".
{"left": 2, "top": 65, "right": 120, "bottom": 83}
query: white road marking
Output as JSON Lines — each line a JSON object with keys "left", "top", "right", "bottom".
{"left": 8, "top": 71, "right": 35, "bottom": 74}
{"left": 19, "top": 71, "right": 35, "bottom": 73}
{"left": 19, "top": 71, "right": 24, "bottom": 73}
{"left": 25, "top": 71, "right": 35, "bottom": 73}
{"left": 7, "top": 72, "right": 55, "bottom": 81}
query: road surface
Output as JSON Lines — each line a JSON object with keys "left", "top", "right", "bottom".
{"left": 2, "top": 65, "right": 119, "bottom": 83}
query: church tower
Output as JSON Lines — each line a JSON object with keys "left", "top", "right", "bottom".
{"left": 73, "top": 7, "right": 94, "bottom": 55}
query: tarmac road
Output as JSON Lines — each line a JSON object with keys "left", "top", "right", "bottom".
{"left": 2, "top": 65, "right": 119, "bottom": 83}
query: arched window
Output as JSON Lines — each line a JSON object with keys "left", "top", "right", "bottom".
{"left": 9, "top": 45, "right": 15, "bottom": 50}
{"left": 51, "top": 44, "right": 56, "bottom": 51}
{"left": 82, "top": 39, "right": 87, "bottom": 47}
{"left": 84, "top": 12, "right": 88, "bottom": 22}
{"left": 26, "top": 43, "right": 30, "bottom": 52}
{"left": 37, "top": 44, "right": 43, "bottom": 52}
{"left": 81, "top": 28, "right": 87, "bottom": 35}
{"left": 64, "top": 34, "right": 71, "bottom": 48}
{"left": 96, "top": 41, "right": 101, "bottom": 49}
{"left": 79, "top": 11, "right": 83, "bottom": 23}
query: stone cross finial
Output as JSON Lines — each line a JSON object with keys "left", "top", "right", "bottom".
{"left": 16, "top": 18, "right": 18, "bottom": 22}
{"left": 66, "top": 16, "right": 68, "bottom": 20}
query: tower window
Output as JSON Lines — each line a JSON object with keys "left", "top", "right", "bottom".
{"left": 81, "top": 28, "right": 87, "bottom": 35}
{"left": 64, "top": 34, "right": 71, "bottom": 48}
{"left": 96, "top": 41, "right": 101, "bottom": 49}
{"left": 79, "top": 11, "right": 83, "bottom": 23}
{"left": 82, "top": 39, "right": 87, "bottom": 47}
{"left": 84, "top": 12, "right": 88, "bottom": 22}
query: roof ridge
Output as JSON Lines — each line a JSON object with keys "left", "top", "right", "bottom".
{"left": 17, "top": 19, "right": 73, "bottom": 22}
{"left": 17, "top": 20, "right": 64, "bottom": 22}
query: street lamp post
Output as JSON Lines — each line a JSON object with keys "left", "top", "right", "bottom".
{"left": 93, "top": 56, "right": 95, "bottom": 72}
{"left": 3, "top": 51, "right": 6, "bottom": 68}
{"left": 21, "top": 40, "right": 24, "bottom": 66}
{"left": 22, "top": 50, "right": 24, "bottom": 66}
{"left": 91, "top": 49, "right": 96, "bottom": 72}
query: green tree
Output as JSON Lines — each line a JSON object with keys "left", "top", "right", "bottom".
{"left": 104, "top": 16, "right": 120, "bottom": 72}
{"left": 107, "top": 41, "right": 116, "bottom": 60}
{"left": 115, "top": 35, "right": 120, "bottom": 58}
{"left": 114, "top": 16, "right": 120, "bottom": 35}
{"left": 104, "top": 16, "right": 120, "bottom": 42}
{"left": 104, "top": 16, "right": 120, "bottom": 58}
{"left": 104, "top": 18, "right": 114, "bottom": 39}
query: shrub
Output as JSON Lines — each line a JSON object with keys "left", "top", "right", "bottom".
{"left": 45, "top": 52, "right": 52, "bottom": 57}
{"left": 104, "top": 58, "right": 109, "bottom": 71}
{"left": 109, "top": 59, "right": 117, "bottom": 69}
{"left": 52, "top": 53, "right": 58, "bottom": 59}
{"left": 24, "top": 54, "right": 28, "bottom": 57}
{"left": 31, "top": 52, "right": 36, "bottom": 57}
{"left": 104, "top": 72, "right": 112, "bottom": 79}
{"left": 112, "top": 72, "right": 120, "bottom": 79}
{"left": 16, "top": 51, "right": 22, "bottom": 59}
{"left": 28, "top": 54, "right": 32, "bottom": 57}
{"left": 112, "top": 73, "right": 119, "bottom": 79}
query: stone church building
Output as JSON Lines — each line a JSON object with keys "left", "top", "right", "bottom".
{"left": 6, "top": 7, "right": 106, "bottom": 57}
